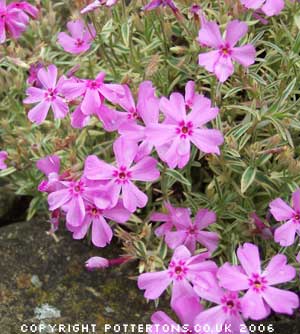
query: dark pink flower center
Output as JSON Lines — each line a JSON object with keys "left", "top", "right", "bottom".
{"left": 69, "top": 180, "right": 85, "bottom": 196}
{"left": 128, "top": 110, "right": 138, "bottom": 119}
{"left": 168, "top": 260, "right": 188, "bottom": 280}
{"left": 45, "top": 88, "right": 57, "bottom": 101}
{"left": 293, "top": 213, "right": 300, "bottom": 223}
{"left": 176, "top": 120, "right": 193, "bottom": 138}
{"left": 113, "top": 166, "right": 132, "bottom": 184}
{"left": 221, "top": 292, "right": 241, "bottom": 315}
{"left": 249, "top": 273, "right": 268, "bottom": 292}
{"left": 87, "top": 80, "right": 100, "bottom": 90}
{"left": 87, "top": 205, "right": 103, "bottom": 217}
{"left": 187, "top": 226, "right": 197, "bottom": 235}
{"left": 75, "top": 38, "right": 84, "bottom": 47}
{"left": 219, "top": 44, "right": 232, "bottom": 57}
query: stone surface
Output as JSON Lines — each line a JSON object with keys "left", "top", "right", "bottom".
{"left": 0, "top": 220, "right": 165, "bottom": 334}
{"left": 0, "top": 220, "right": 299, "bottom": 334}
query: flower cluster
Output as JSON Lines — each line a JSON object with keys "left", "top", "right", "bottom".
{"left": 4, "top": 0, "right": 297, "bottom": 330}
{"left": 142, "top": 243, "right": 298, "bottom": 332}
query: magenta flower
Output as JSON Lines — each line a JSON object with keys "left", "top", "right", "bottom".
{"left": 68, "top": 201, "right": 131, "bottom": 247}
{"left": 81, "top": 0, "right": 118, "bottom": 14}
{"left": 57, "top": 19, "right": 96, "bottom": 55}
{"left": 118, "top": 81, "right": 159, "bottom": 161}
{"left": 85, "top": 256, "right": 109, "bottom": 270}
{"left": 198, "top": 20, "right": 256, "bottom": 82}
{"left": 149, "top": 294, "right": 202, "bottom": 333}
{"left": 194, "top": 272, "right": 248, "bottom": 333}
{"left": 47, "top": 177, "right": 107, "bottom": 227}
{"left": 85, "top": 255, "right": 131, "bottom": 270}
{"left": 23, "top": 65, "right": 69, "bottom": 124}
{"left": 27, "top": 62, "right": 43, "bottom": 88}
{"left": 165, "top": 208, "right": 219, "bottom": 255}
{"left": 143, "top": 0, "right": 178, "bottom": 13}
{"left": 0, "top": 0, "right": 28, "bottom": 43}
{"left": 9, "top": 1, "right": 39, "bottom": 18}
{"left": 0, "top": 150, "right": 8, "bottom": 170}
{"left": 84, "top": 137, "right": 160, "bottom": 212}
{"left": 61, "top": 72, "right": 124, "bottom": 125}
{"left": 270, "top": 189, "right": 300, "bottom": 246}
{"left": 151, "top": 202, "right": 191, "bottom": 237}
{"left": 218, "top": 243, "right": 299, "bottom": 320}
{"left": 249, "top": 212, "right": 273, "bottom": 240}
{"left": 138, "top": 245, "right": 217, "bottom": 302}
{"left": 36, "top": 155, "right": 63, "bottom": 193}
{"left": 146, "top": 88, "right": 223, "bottom": 169}
{"left": 49, "top": 209, "right": 60, "bottom": 233}
{"left": 241, "top": 0, "right": 285, "bottom": 16}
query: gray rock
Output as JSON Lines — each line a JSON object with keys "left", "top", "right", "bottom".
{"left": 0, "top": 220, "right": 166, "bottom": 333}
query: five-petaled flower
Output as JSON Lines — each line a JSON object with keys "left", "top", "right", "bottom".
{"left": 194, "top": 272, "right": 248, "bottom": 333}
{"left": 138, "top": 245, "right": 217, "bottom": 303}
{"left": 58, "top": 19, "right": 96, "bottom": 54}
{"left": 164, "top": 208, "right": 219, "bottom": 255}
{"left": 198, "top": 20, "right": 256, "bottom": 82}
{"left": 218, "top": 243, "right": 299, "bottom": 320}
{"left": 84, "top": 137, "right": 160, "bottom": 212}
{"left": 146, "top": 85, "right": 223, "bottom": 168}
{"left": 269, "top": 189, "right": 300, "bottom": 246}
{"left": 68, "top": 201, "right": 131, "bottom": 247}
{"left": 24, "top": 64, "right": 69, "bottom": 124}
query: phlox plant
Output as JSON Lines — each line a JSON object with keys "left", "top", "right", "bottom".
{"left": 1, "top": 0, "right": 300, "bottom": 331}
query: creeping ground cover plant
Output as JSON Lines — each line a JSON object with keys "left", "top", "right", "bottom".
{"left": 1, "top": 0, "right": 300, "bottom": 332}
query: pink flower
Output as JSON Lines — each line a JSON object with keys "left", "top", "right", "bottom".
{"left": 165, "top": 208, "right": 219, "bottom": 254}
{"left": 270, "top": 189, "right": 300, "bottom": 246}
{"left": 249, "top": 212, "right": 273, "bottom": 240}
{"left": 68, "top": 201, "right": 131, "bottom": 247}
{"left": 27, "top": 62, "right": 43, "bottom": 88}
{"left": 85, "top": 256, "right": 109, "bottom": 270}
{"left": 137, "top": 245, "right": 217, "bottom": 302}
{"left": 241, "top": 0, "right": 285, "bottom": 16}
{"left": 0, "top": 0, "right": 28, "bottom": 43}
{"left": 49, "top": 209, "right": 60, "bottom": 233}
{"left": 9, "top": 1, "right": 39, "bottom": 18}
{"left": 151, "top": 202, "right": 191, "bottom": 237}
{"left": 81, "top": 0, "right": 118, "bottom": 14}
{"left": 143, "top": 0, "right": 178, "bottom": 13}
{"left": 23, "top": 65, "right": 69, "bottom": 124}
{"left": 198, "top": 20, "right": 256, "bottom": 82}
{"left": 118, "top": 81, "right": 159, "bottom": 161}
{"left": 0, "top": 150, "right": 8, "bottom": 169}
{"left": 194, "top": 272, "right": 248, "bottom": 334}
{"left": 61, "top": 72, "right": 124, "bottom": 129}
{"left": 149, "top": 294, "right": 202, "bottom": 333}
{"left": 36, "top": 155, "right": 63, "bottom": 192}
{"left": 57, "top": 19, "right": 96, "bottom": 54}
{"left": 218, "top": 243, "right": 299, "bottom": 320}
{"left": 47, "top": 177, "right": 107, "bottom": 227}
{"left": 146, "top": 87, "right": 223, "bottom": 169}
{"left": 84, "top": 137, "right": 160, "bottom": 212}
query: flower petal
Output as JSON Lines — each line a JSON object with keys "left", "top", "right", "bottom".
{"left": 225, "top": 20, "right": 248, "bottom": 47}
{"left": 237, "top": 243, "right": 261, "bottom": 276}
{"left": 263, "top": 254, "right": 296, "bottom": 285}
{"left": 262, "top": 286, "right": 299, "bottom": 315}
{"left": 137, "top": 270, "right": 171, "bottom": 300}
{"left": 130, "top": 157, "right": 160, "bottom": 181}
